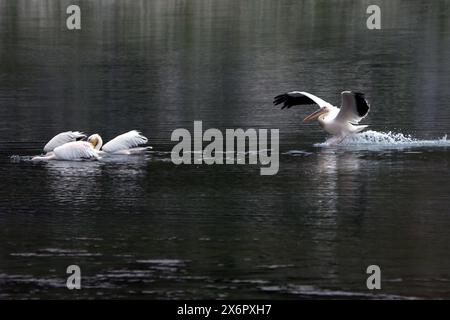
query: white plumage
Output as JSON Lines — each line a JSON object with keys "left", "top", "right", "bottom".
{"left": 33, "top": 141, "right": 99, "bottom": 161}
{"left": 53, "top": 141, "right": 99, "bottom": 160}
{"left": 101, "top": 130, "right": 149, "bottom": 154}
{"left": 335, "top": 92, "right": 370, "bottom": 124}
{"left": 43, "top": 131, "right": 86, "bottom": 153}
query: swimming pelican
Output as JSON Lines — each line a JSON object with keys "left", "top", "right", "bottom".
{"left": 32, "top": 130, "right": 149, "bottom": 161}
{"left": 273, "top": 91, "right": 370, "bottom": 144}
{"left": 87, "top": 130, "right": 150, "bottom": 155}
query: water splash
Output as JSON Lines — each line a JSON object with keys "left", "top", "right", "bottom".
{"left": 315, "top": 130, "right": 450, "bottom": 149}
{"left": 282, "top": 150, "right": 313, "bottom": 157}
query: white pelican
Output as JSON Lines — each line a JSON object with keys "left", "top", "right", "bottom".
{"left": 87, "top": 130, "right": 150, "bottom": 155}
{"left": 32, "top": 130, "right": 149, "bottom": 161}
{"left": 273, "top": 91, "right": 370, "bottom": 144}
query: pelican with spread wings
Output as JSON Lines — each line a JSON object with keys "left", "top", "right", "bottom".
{"left": 273, "top": 90, "right": 370, "bottom": 144}
{"left": 32, "top": 130, "right": 150, "bottom": 161}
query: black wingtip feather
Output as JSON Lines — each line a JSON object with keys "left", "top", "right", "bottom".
{"left": 273, "top": 93, "right": 291, "bottom": 109}
{"left": 352, "top": 92, "right": 370, "bottom": 117}
{"left": 273, "top": 91, "right": 318, "bottom": 110}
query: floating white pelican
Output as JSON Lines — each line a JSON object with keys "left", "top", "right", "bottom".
{"left": 273, "top": 91, "right": 370, "bottom": 144}
{"left": 32, "top": 130, "right": 149, "bottom": 161}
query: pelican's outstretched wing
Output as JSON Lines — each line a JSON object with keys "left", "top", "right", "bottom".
{"left": 273, "top": 91, "right": 334, "bottom": 109}
{"left": 53, "top": 141, "right": 99, "bottom": 160}
{"left": 43, "top": 131, "right": 86, "bottom": 153}
{"left": 335, "top": 91, "right": 370, "bottom": 124}
{"left": 102, "top": 130, "right": 148, "bottom": 154}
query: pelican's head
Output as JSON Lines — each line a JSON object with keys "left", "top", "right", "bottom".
{"left": 303, "top": 106, "right": 331, "bottom": 122}
{"left": 87, "top": 134, "right": 103, "bottom": 150}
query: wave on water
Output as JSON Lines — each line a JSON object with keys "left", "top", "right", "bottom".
{"left": 259, "top": 284, "right": 417, "bottom": 300}
{"left": 9, "top": 153, "right": 154, "bottom": 163}
{"left": 282, "top": 150, "right": 313, "bottom": 157}
{"left": 314, "top": 130, "right": 450, "bottom": 149}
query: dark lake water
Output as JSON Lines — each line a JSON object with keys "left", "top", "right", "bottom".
{"left": 1, "top": 0, "right": 450, "bottom": 299}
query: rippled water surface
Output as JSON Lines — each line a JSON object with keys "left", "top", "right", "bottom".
{"left": 1, "top": 0, "right": 450, "bottom": 299}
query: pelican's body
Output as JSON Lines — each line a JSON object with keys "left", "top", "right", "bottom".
{"left": 273, "top": 91, "right": 370, "bottom": 144}
{"left": 32, "top": 141, "right": 99, "bottom": 161}
{"left": 32, "top": 130, "right": 150, "bottom": 161}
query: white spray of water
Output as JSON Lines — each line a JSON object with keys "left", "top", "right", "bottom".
{"left": 314, "top": 130, "right": 450, "bottom": 149}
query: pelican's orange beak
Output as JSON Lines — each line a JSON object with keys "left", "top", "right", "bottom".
{"left": 303, "top": 108, "right": 328, "bottom": 122}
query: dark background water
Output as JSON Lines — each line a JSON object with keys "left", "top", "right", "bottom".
{"left": 1, "top": 0, "right": 450, "bottom": 299}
